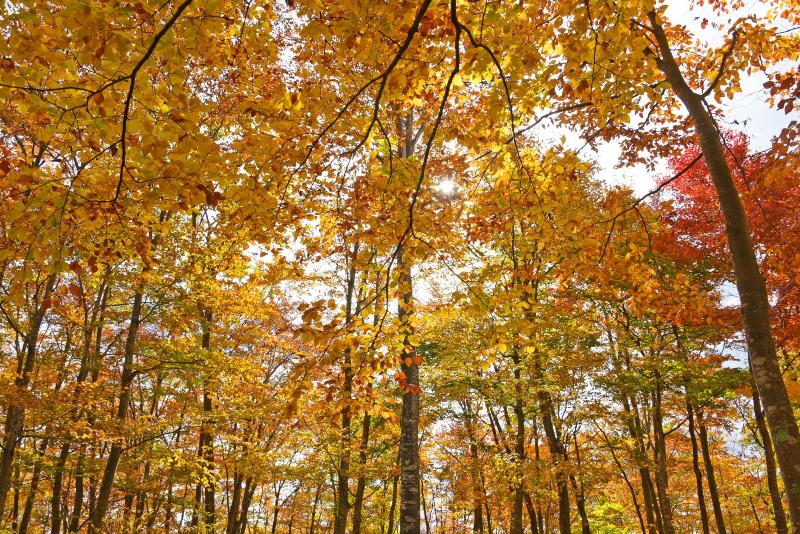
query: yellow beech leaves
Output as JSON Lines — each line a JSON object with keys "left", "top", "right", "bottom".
{"left": 1, "top": 0, "right": 799, "bottom": 532}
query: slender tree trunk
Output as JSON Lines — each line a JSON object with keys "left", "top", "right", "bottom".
{"left": 597, "top": 426, "right": 646, "bottom": 534}
{"left": 164, "top": 486, "right": 174, "bottom": 533}
{"left": 398, "top": 244, "right": 420, "bottom": 534}
{"left": 511, "top": 352, "right": 525, "bottom": 534}
{"left": 18, "top": 438, "right": 48, "bottom": 534}
{"left": 397, "top": 110, "right": 421, "bottom": 534}
{"left": 463, "top": 399, "right": 484, "bottom": 534}
{"left": 199, "top": 309, "right": 216, "bottom": 532}
{"left": 122, "top": 493, "right": 134, "bottom": 533}
{"left": 236, "top": 476, "right": 256, "bottom": 534}
{"left": 134, "top": 461, "right": 150, "bottom": 532}
{"left": 532, "top": 416, "right": 543, "bottom": 534}
{"left": 89, "top": 288, "right": 144, "bottom": 533}
{"left": 642, "top": 467, "right": 662, "bottom": 534}
{"left": 271, "top": 486, "right": 281, "bottom": 534}
{"left": 0, "top": 274, "right": 56, "bottom": 520}
{"left": 309, "top": 484, "right": 321, "bottom": 534}
{"left": 696, "top": 410, "right": 727, "bottom": 534}
{"left": 687, "top": 400, "right": 711, "bottom": 534}
{"left": 227, "top": 472, "right": 243, "bottom": 534}
{"left": 51, "top": 442, "right": 70, "bottom": 534}
{"left": 569, "top": 474, "right": 591, "bottom": 534}
{"left": 524, "top": 493, "right": 539, "bottom": 534}
{"left": 533, "top": 349, "right": 569, "bottom": 534}
{"left": 751, "top": 497, "right": 765, "bottom": 534}
{"left": 652, "top": 382, "right": 675, "bottom": 534}
{"left": 192, "top": 479, "right": 203, "bottom": 529}
{"left": 69, "top": 449, "right": 86, "bottom": 532}
{"left": 615, "top": 341, "right": 658, "bottom": 534}
{"left": 387, "top": 470, "right": 399, "bottom": 534}
{"left": 649, "top": 13, "right": 800, "bottom": 527}
{"left": 352, "top": 412, "right": 372, "bottom": 534}
{"left": 571, "top": 436, "right": 591, "bottom": 534}
{"left": 485, "top": 494, "right": 494, "bottom": 534}
{"left": 753, "top": 381, "right": 788, "bottom": 534}
{"left": 421, "top": 477, "right": 431, "bottom": 534}
{"left": 334, "top": 242, "right": 359, "bottom": 534}
{"left": 11, "top": 465, "right": 19, "bottom": 532}
{"left": 69, "top": 281, "right": 110, "bottom": 533}
{"left": 619, "top": 380, "right": 657, "bottom": 532}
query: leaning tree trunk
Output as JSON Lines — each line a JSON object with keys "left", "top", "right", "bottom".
{"left": 649, "top": 12, "right": 800, "bottom": 527}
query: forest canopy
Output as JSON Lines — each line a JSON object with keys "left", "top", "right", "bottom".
{"left": 1, "top": 0, "right": 799, "bottom": 533}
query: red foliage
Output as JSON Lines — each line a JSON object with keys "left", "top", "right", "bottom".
{"left": 658, "top": 132, "right": 800, "bottom": 351}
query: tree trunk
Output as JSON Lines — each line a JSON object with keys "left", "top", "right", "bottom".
{"left": 89, "top": 288, "right": 144, "bottom": 533}
{"left": 533, "top": 349, "right": 569, "bottom": 534}
{"left": 271, "top": 486, "right": 281, "bottom": 534}
{"left": 652, "top": 382, "right": 675, "bottom": 534}
{"left": 18, "top": 438, "right": 48, "bottom": 534}
{"left": 511, "top": 352, "right": 525, "bottom": 534}
{"left": 421, "top": 477, "right": 431, "bottom": 534}
{"left": 569, "top": 437, "right": 591, "bottom": 534}
{"left": 352, "top": 413, "right": 372, "bottom": 534}
{"left": 397, "top": 109, "right": 421, "bottom": 534}
{"left": 227, "top": 472, "right": 243, "bottom": 534}
{"left": 309, "top": 484, "right": 321, "bottom": 534}
{"left": 462, "top": 399, "right": 484, "bottom": 534}
{"left": 387, "top": 468, "right": 399, "bottom": 534}
{"left": 696, "top": 410, "right": 727, "bottom": 534}
{"left": 200, "top": 309, "right": 216, "bottom": 532}
{"left": 616, "top": 362, "right": 657, "bottom": 532}
{"left": 11, "top": 465, "right": 19, "bottom": 532}
{"left": 753, "top": 381, "right": 789, "bottom": 534}
{"left": 134, "top": 462, "right": 150, "bottom": 532}
{"left": 51, "top": 442, "right": 70, "bottom": 534}
{"left": 192, "top": 480, "right": 203, "bottom": 529}
{"left": 69, "top": 449, "right": 86, "bottom": 532}
{"left": 398, "top": 244, "right": 420, "bottom": 534}
{"left": 236, "top": 476, "right": 256, "bottom": 534}
{"left": 649, "top": 12, "right": 800, "bottom": 526}
{"left": 0, "top": 274, "right": 56, "bottom": 520}
{"left": 524, "top": 493, "right": 540, "bottom": 534}
{"left": 335, "top": 242, "right": 359, "bottom": 534}
{"left": 687, "top": 400, "right": 711, "bottom": 534}
{"left": 596, "top": 426, "right": 646, "bottom": 534}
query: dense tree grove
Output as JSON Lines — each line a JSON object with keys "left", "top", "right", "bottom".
{"left": 0, "top": 0, "right": 799, "bottom": 532}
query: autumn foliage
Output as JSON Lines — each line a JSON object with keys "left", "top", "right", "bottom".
{"left": 0, "top": 0, "right": 799, "bottom": 533}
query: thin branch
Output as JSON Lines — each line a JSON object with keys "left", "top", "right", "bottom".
{"left": 595, "top": 152, "right": 703, "bottom": 263}
{"left": 700, "top": 26, "right": 741, "bottom": 98}
{"left": 114, "top": 0, "right": 195, "bottom": 204}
